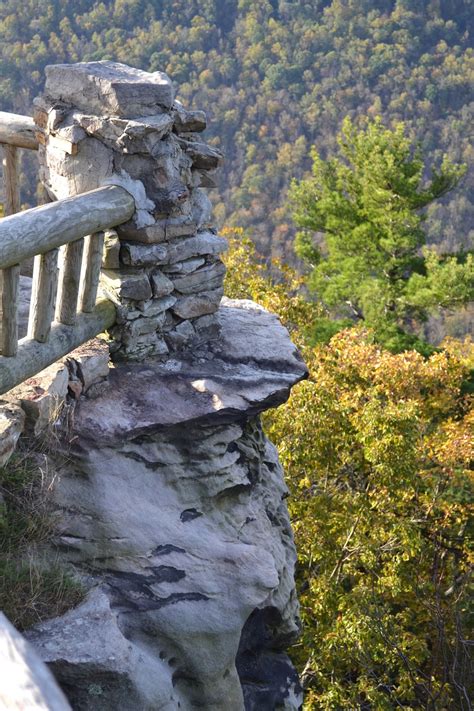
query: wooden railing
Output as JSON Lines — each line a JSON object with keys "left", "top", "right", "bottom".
{"left": 0, "top": 112, "right": 135, "bottom": 395}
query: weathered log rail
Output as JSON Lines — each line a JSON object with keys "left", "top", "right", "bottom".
{"left": 0, "top": 111, "right": 38, "bottom": 151}
{"left": 0, "top": 111, "right": 135, "bottom": 395}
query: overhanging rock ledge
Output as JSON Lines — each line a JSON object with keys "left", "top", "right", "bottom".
{"left": 73, "top": 298, "right": 308, "bottom": 443}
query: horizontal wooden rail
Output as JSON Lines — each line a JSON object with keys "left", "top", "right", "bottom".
{"left": 0, "top": 111, "right": 38, "bottom": 150}
{"left": 0, "top": 186, "right": 135, "bottom": 269}
{"left": 0, "top": 298, "right": 115, "bottom": 395}
{"left": 0, "top": 183, "right": 136, "bottom": 393}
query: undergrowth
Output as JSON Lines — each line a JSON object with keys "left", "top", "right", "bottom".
{"left": 0, "top": 437, "right": 84, "bottom": 631}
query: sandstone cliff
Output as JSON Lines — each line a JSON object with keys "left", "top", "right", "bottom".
{"left": 22, "top": 300, "right": 307, "bottom": 710}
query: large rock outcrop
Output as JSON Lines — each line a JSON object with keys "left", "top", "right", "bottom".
{"left": 24, "top": 300, "right": 307, "bottom": 710}
{"left": 0, "top": 60, "right": 308, "bottom": 711}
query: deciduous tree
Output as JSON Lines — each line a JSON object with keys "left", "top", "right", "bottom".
{"left": 224, "top": 230, "right": 473, "bottom": 709}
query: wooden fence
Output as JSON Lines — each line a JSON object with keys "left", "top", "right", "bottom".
{"left": 0, "top": 112, "right": 135, "bottom": 395}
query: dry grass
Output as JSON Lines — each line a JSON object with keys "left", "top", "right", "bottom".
{"left": 0, "top": 557, "right": 84, "bottom": 631}
{"left": 0, "top": 439, "right": 84, "bottom": 631}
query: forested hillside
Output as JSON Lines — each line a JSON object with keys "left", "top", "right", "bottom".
{"left": 1, "top": 0, "right": 473, "bottom": 261}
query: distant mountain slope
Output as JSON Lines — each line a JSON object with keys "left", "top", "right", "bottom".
{"left": 1, "top": 0, "right": 472, "bottom": 261}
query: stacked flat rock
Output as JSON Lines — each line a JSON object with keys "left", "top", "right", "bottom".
{"left": 34, "top": 61, "right": 225, "bottom": 360}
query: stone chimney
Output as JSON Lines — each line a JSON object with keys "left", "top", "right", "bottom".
{"left": 34, "top": 61, "right": 225, "bottom": 361}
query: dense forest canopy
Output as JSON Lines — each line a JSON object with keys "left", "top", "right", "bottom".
{"left": 0, "top": 0, "right": 473, "bottom": 262}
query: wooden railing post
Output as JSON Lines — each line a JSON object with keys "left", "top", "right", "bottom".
{"left": 1, "top": 143, "right": 21, "bottom": 356}
{"left": 80, "top": 233, "right": 105, "bottom": 313}
{"left": 0, "top": 299, "right": 116, "bottom": 395}
{"left": 2, "top": 144, "right": 20, "bottom": 216}
{"left": 28, "top": 249, "right": 59, "bottom": 342}
{"left": 56, "top": 239, "right": 84, "bottom": 325}
{"left": 1, "top": 264, "right": 19, "bottom": 356}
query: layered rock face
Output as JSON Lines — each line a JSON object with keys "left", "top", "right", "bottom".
{"left": 25, "top": 301, "right": 307, "bottom": 710}
{"left": 34, "top": 61, "right": 225, "bottom": 361}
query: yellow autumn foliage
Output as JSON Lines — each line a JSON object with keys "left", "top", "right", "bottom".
{"left": 224, "top": 229, "right": 473, "bottom": 710}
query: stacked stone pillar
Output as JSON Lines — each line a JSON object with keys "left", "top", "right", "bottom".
{"left": 34, "top": 61, "right": 226, "bottom": 360}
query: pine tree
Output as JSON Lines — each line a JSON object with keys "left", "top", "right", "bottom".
{"left": 290, "top": 117, "right": 473, "bottom": 352}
